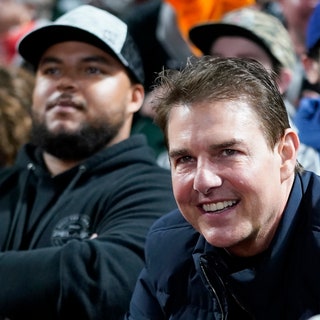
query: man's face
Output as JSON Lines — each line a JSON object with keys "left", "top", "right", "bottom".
{"left": 31, "top": 41, "right": 142, "bottom": 160}
{"left": 210, "top": 36, "right": 274, "bottom": 71}
{"left": 168, "top": 100, "right": 294, "bottom": 256}
{"left": 209, "top": 36, "right": 293, "bottom": 95}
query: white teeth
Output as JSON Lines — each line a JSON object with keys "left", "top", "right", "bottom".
{"left": 203, "top": 200, "right": 236, "bottom": 213}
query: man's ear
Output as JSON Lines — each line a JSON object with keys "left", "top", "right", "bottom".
{"left": 128, "top": 83, "right": 145, "bottom": 114}
{"left": 279, "top": 128, "right": 300, "bottom": 181}
{"left": 302, "top": 54, "right": 320, "bottom": 85}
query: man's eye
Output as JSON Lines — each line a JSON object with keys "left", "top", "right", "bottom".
{"left": 222, "top": 149, "right": 237, "bottom": 156}
{"left": 42, "top": 67, "right": 60, "bottom": 75}
{"left": 86, "top": 67, "right": 102, "bottom": 74}
{"left": 176, "top": 156, "right": 194, "bottom": 164}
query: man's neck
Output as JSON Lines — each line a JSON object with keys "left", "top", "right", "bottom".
{"left": 43, "top": 152, "right": 82, "bottom": 176}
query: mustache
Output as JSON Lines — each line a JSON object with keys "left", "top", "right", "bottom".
{"left": 46, "top": 94, "right": 86, "bottom": 111}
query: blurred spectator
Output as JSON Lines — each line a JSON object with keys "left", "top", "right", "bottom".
{"left": 0, "top": 65, "right": 34, "bottom": 167}
{"left": 189, "top": 6, "right": 320, "bottom": 174}
{"left": 294, "top": 3, "right": 320, "bottom": 153}
{"left": 277, "top": 0, "right": 319, "bottom": 106}
{"left": 0, "top": 0, "right": 54, "bottom": 66}
{"left": 299, "top": 2, "right": 320, "bottom": 96}
{"left": 278, "top": 0, "right": 317, "bottom": 57}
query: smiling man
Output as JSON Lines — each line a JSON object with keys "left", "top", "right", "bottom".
{"left": 0, "top": 5, "right": 177, "bottom": 319}
{"left": 126, "top": 57, "right": 320, "bottom": 319}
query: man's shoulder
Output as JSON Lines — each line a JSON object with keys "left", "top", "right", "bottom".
{"left": 300, "top": 170, "right": 320, "bottom": 191}
{"left": 143, "top": 210, "right": 200, "bottom": 285}
{"left": 295, "top": 171, "right": 320, "bottom": 232}
{"left": 146, "top": 209, "right": 199, "bottom": 257}
{"left": 150, "top": 209, "right": 192, "bottom": 231}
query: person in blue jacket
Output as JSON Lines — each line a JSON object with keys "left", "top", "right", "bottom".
{"left": 126, "top": 57, "right": 320, "bottom": 319}
{"left": 295, "top": 3, "right": 320, "bottom": 154}
{"left": 0, "top": 5, "right": 177, "bottom": 320}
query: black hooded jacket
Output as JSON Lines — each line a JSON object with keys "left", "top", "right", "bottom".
{"left": 0, "top": 134, "right": 176, "bottom": 319}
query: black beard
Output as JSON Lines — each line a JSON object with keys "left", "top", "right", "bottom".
{"left": 30, "top": 120, "right": 123, "bottom": 161}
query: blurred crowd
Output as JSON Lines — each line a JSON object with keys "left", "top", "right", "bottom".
{"left": 1, "top": 0, "right": 320, "bottom": 170}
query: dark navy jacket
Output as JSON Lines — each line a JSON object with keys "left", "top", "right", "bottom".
{"left": 127, "top": 171, "right": 320, "bottom": 319}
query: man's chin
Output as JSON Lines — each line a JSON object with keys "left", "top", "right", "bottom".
{"left": 30, "top": 121, "right": 119, "bottom": 161}
{"left": 46, "top": 122, "right": 82, "bottom": 136}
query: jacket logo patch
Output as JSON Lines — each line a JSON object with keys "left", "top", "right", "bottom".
{"left": 51, "top": 214, "right": 91, "bottom": 246}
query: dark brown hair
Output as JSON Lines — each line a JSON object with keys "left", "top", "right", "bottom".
{"left": 154, "top": 56, "right": 289, "bottom": 148}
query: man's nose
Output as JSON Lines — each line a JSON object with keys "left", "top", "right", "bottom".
{"left": 193, "top": 161, "right": 222, "bottom": 195}
{"left": 57, "top": 73, "right": 77, "bottom": 91}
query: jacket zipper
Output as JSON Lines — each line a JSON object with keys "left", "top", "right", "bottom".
{"left": 200, "top": 261, "right": 226, "bottom": 320}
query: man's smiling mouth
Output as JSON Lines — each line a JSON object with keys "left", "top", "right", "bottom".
{"left": 202, "top": 200, "right": 237, "bottom": 213}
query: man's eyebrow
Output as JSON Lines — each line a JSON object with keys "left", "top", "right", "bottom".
{"left": 209, "top": 139, "right": 243, "bottom": 150}
{"left": 169, "top": 139, "right": 243, "bottom": 158}
{"left": 38, "top": 56, "right": 61, "bottom": 65}
{"left": 39, "top": 55, "right": 111, "bottom": 66}
{"left": 81, "top": 55, "right": 111, "bottom": 64}
{"left": 168, "top": 148, "right": 189, "bottom": 159}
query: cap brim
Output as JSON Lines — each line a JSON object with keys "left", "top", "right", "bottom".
{"left": 189, "top": 23, "right": 268, "bottom": 55}
{"left": 18, "top": 25, "right": 118, "bottom": 68}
